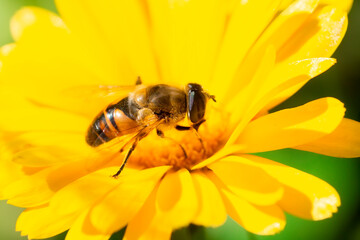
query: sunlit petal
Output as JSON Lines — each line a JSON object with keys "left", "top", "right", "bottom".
{"left": 277, "top": 6, "right": 347, "bottom": 62}
{"left": 16, "top": 205, "right": 77, "bottom": 239}
{"left": 262, "top": 58, "right": 336, "bottom": 111}
{"left": 241, "top": 155, "right": 340, "bottom": 220}
{"left": 209, "top": 171, "right": 286, "bottom": 235}
{"left": 65, "top": 211, "right": 110, "bottom": 240}
{"left": 210, "top": 0, "right": 281, "bottom": 101}
{"left": 209, "top": 156, "right": 283, "bottom": 206}
{"left": 295, "top": 118, "right": 360, "bottom": 158}
{"left": 90, "top": 166, "right": 169, "bottom": 234}
{"left": 191, "top": 171, "right": 227, "bottom": 226}
{"left": 49, "top": 167, "right": 119, "bottom": 216}
{"left": 235, "top": 97, "right": 345, "bottom": 152}
{"left": 156, "top": 169, "right": 198, "bottom": 229}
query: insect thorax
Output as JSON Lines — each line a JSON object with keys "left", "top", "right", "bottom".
{"left": 130, "top": 84, "right": 187, "bottom": 123}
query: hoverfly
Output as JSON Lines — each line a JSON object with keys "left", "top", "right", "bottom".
{"left": 86, "top": 77, "right": 215, "bottom": 178}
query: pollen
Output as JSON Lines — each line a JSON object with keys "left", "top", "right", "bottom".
{"left": 128, "top": 109, "right": 230, "bottom": 170}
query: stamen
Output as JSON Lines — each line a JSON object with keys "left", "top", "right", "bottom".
{"left": 126, "top": 110, "right": 230, "bottom": 169}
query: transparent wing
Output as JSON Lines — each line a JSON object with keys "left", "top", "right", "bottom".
{"left": 58, "top": 84, "right": 142, "bottom": 118}
{"left": 62, "top": 75, "right": 143, "bottom": 101}
{"left": 62, "top": 84, "right": 138, "bottom": 102}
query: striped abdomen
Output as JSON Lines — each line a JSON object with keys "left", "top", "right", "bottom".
{"left": 86, "top": 98, "right": 141, "bottom": 147}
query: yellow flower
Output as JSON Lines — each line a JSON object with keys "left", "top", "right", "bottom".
{"left": 0, "top": 0, "right": 359, "bottom": 239}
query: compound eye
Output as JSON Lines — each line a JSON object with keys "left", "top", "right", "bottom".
{"left": 187, "top": 89, "right": 206, "bottom": 123}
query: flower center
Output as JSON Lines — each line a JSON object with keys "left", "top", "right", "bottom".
{"left": 127, "top": 108, "right": 230, "bottom": 169}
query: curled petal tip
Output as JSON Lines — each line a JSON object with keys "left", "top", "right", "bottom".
{"left": 312, "top": 194, "right": 340, "bottom": 220}
{"left": 257, "top": 222, "right": 284, "bottom": 235}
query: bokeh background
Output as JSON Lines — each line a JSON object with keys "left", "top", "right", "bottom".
{"left": 0, "top": 0, "right": 359, "bottom": 239}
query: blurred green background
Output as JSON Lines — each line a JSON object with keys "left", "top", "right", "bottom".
{"left": 0, "top": 0, "right": 359, "bottom": 240}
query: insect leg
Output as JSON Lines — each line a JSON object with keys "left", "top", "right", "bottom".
{"left": 191, "top": 130, "right": 206, "bottom": 156}
{"left": 192, "top": 119, "right": 206, "bottom": 131}
{"left": 175, "top": 125, "right": 191, "bottom": 131}
{"left": 156, "top": 129, "right": 188, "bottom": 159}
{"left": 112, "top": 139, "right": 139, "bottom": 178}
{"left": 136, "top": 76, "right": 142, "bottom": 85}
{"left": 118, "top": 132, "right": 140, "bottom": 153}
{"left": 175, "top": 119, "right": 205, "bottom": 131}
{"left": 112, "top": 130, "right": 148, "bottom": 178}
{"left": 175, "top": 120, "right": 207, "bottom": 157}
{"left": 112, "top": 119, "right": 164, "bottom": 178}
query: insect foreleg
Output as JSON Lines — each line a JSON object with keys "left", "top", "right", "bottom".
{"left": 175, "top": 121, "right": 207, "bottom": 157}
{"left": 135, "top": 76, "right": 142, "bottom": 85}
{"left": 175, "top": 125, "right": 191, "bottom": 131}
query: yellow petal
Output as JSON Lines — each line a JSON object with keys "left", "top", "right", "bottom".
{"left": 226, "top": 68, "right": 318, "bottom": 145}
{"left": 295, "top": 118, "right": 360, "bottom": 158}
{"left": 210, "top": 0, "right": 281, "bottom": 101}
{"left": 54, "top": 1, "right": 137, "bottom": 83}
{"left": 124, "top": 185, "right": 158, "bottom": 240}
{"left": 10, "top": 7, "right": 67, "bottom": 41}
{"left": 146, "top": 0, "right": 230, "bottom": 87}
{"left": 49, "top": 167, "right": 119, "bottom": 216}
{"left": 0, "top": 43, "right": 16, "bottom": 57}
{"left": 124, "top": 184, "right": 172, "bottom": 240}
{"left": 209, "top": 156, "right": 283, "bottom": 206}
{"left": 191, "top": 171, "right": 227, "bottom": 227}
{"left": 65, "top": 211, "right": 110, "bottom": 240}
{"left": 133, "top": 225, "right": 172, "bottom": 240}
{"left": 0, "top": 87, "right": 89, "bottom": 132}
{"left": 192, "top": 144, "right": 246, "bottom": 170}
{"left": 319, "top": 0, "right": 353, "bottom": 12}
{"left": 0, "top": 43, "right": 16, "bottom": 71}
{"left": 279, "top": 0, "right": 353, "bottom": 12}
{"left": 8, "top": 132, "right": 92, "bottom": 167}
{"left": 2, "top": 7, "right": 122, "bottom": 118}
{"left": 226, "top": 45, "right": 276, "bottom": 125}
{"left": 242, "top": 155, "right": 340, "bottom": 220}
{"left": 2, "top": 160, "right": 97, "bottom": 207}
{"left": 55, "top": 0, "right": 158, "bottom": 85}
{"left": 7, "top": 6, "right": 111, "bottom": 83}
{"left": 256, "top": 0, "right": 320, "bottom": 55}
{"left": 16, "top": 205, "right": 77, "bottom": 239}
{"left": 237, "top": 0, "right": 320, "bottom": 103}
{"left": 156, "top": 168, "right": 198, "bottom": 229}
{"left": 235, "top": 97, "right": 345, "bottom": 153}
{"left": 90, "top": 166, "right": 169, "bottom": 234}
{"left": 279, "top": 0, "right": 306, "bottom": 10}
{"left": 209, "top": 171, "right": 285, "bottom": 235}
{"left": 277, "top": 6, "right": 347, "bottom": 63}
{"left": 0, "top": 61, "right": 109, "bottom": 120}
{"left": 224, "top": 194, "right": 285, "bottom": 235}
{"left": 0, "top": 141, "right": 38, "bottom": 198}
{"left": 262, "top": 58, "right": 337, "bottom": 111}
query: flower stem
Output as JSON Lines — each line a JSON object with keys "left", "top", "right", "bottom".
{"left": 172, "top": 224, "right": 206, "bottom": 240}
{"left": 247, "top": 231, "right": 257, "bottom": 240}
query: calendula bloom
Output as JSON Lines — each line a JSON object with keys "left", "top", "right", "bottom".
{"left": 1, "top": 0, "right": 359, "bottom": 239}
